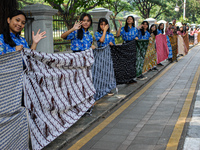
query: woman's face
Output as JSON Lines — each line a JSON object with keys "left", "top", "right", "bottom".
{"left": 151, "top": 25, "right": 156, "bottom": 31}
{"left": 81, "top": 16, "right": 91, "bottom": 30}
{"left": 100, "top": 21, "right": 107, "bottom": 31}
{"left": 160, "top": 24, "right": 164, "bottom": 29}
{"left": 7, "top": 14, "right": 26, "bottom": 34}
{"left": 180, "top": 27, "right": 183, "bottom": 31}
{"left": 127, "top": 17, "right": 134, "bottom": 24}
{"left": 143, "top": 22, "right": 148, "bottom": 30}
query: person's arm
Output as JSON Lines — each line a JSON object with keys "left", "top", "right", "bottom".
{"left": 99, "top": 24, "right": 109, "bottom": 43}
{"left": 61, "top": 21, "right": 81, "bottom": 39}
{"left": 116, "top": 20, "right": 122, "bottom": 37}
{"left": 31, "top": 29, "right": 46, "bottom": 50}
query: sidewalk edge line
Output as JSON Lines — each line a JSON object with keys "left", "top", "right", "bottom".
{"left": 166, "top": 65, "right": 200, "bottom": 150}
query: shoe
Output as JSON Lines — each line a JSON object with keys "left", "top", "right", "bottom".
{"left": 128, "top": 79, "right": 137, "bottom": 84}
{"left": 157, "top": 63, "right": 164, "bottom": 66}
{"left": 107, "top": 92, "right": 114, "bottom": 96}
{"left": 152, "top": 67, "right": 158, "bottom": 71}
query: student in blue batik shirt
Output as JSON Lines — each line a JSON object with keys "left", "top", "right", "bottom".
{"left": 61, "top": 13, "right": 95, "bottom": 52}
{"left": 0, "top": 10, "right": 46, "bottom": 55}
{"left": 116, "top": 16, "right": 138, "bottom": 43}
{"left": 138, "top": 21, "right": 151, "bottom": 40}
{"left": 94, "top": 18, "right": 115, "bottom": 48}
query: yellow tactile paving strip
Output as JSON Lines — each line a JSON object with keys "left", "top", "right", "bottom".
{"left": 166, "top": 65, "right": 200, "bottom": 150}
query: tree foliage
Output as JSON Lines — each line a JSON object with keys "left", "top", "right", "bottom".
{"left": 102, "top": 0, "right": 133, "bottom": 31}
{"left": 130, "top": 0, "right": 176, "bottom": 19}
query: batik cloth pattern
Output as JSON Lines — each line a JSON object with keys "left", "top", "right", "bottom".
{"left": 177, "top": 35, "right": 187, "bottom": 55}
{"left": 189, "top": 35, "right": 194, "bottom": 45}
{"left": 194, "top": 33, "right": 198, "bottom": 45}
{"left": 111, "top": 40, "right": 137, "bottom": 84}
{"left": 0, "top": 51, "right": 29, "bottom": 150}
{"left": 183, "top": 33, "right": 189, "bottom": 52}
{"left": 198, "top": 32, "right": 200, "bottom": 43}
{"left": 136, "top": 40, "right": 149, "bottom": 76}
{"left": 166, "top": 35, "right": 173, "bottom": 59}
{"left": 156, "top": 34, "right": 169, "bottom": 64}
{"left": 169, "top": 35, "right": 178, "bottom": 61}
{"left": 22, "top": 48, "right": 95, "bottom": 150}
{"left": 142, "top": 35, "right": 157, "bottom": 73}
{"left": 91, "top": 45, "right": 116, "bottom": 101}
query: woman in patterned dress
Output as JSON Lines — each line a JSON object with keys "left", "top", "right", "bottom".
{"left": 0, "top": 10, "right": 46, "bottom": 55}
{"left": 138, "top": 21, "right": 151, "bottom": 40}
{"left": 95, "top": 18, "right": 115, "bottom": 48}
{"left": 116, "top": 16, "right": 138, "bottom": 43}
{"left": 61, "top": 13, "right": 95, "bottom": 52}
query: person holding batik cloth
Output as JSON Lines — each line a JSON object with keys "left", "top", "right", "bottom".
{"left": 138, "top": 21, "right": 151, "bottom": 40}
{"left": 61, "top": 13, "right": 95, "bottom": 52}
{"left": 95, "top": 18, "right": 115, "bottom": 48}
{"left": 116, "top": 16, "right": 138, "bottom": 44}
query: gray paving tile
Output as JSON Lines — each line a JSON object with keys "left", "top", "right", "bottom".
{"left": 127, "top": 144, "right": 155, "bottom": 150}
{"left": 131, "top": 136, "right": 159, "bottom": 145}
{"left": 107, "top": 128, "right": 132, "bottom": 135}
{"left": 92, "top": 141, "right": 121, "bottom": 150}
{"left": 160, "top": 125, "right": 174, "bottom": 138}
{"left": 138, "top": 124, "right": 165, "bottom": 137}
{"left": 153, "top": 145, "right": 166, "bottom": 150}
{"left": 99, "top": 134, "right": 127, "bottom": 143}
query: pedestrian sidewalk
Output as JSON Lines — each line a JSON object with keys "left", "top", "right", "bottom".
{"left": 43, "top": 45, "right": 195, "bottom": 150}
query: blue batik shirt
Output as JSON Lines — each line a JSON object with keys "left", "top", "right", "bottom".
{"left": 138, "top": 30, "right": 151, "bottom": 40}
{"left": 94, "top": 31, "right": 115, "bottom": 48}
{"left": 0, "top": 33, "right": 29, "bottom": 55}
{"left": 120, "top": 26, "right": 138, "bottom": 41}
{"left": 157, "top": 29, "right": 163, "bottom": 34}
{"left": 65, "top": 28, "right": 93, "bottom": 51}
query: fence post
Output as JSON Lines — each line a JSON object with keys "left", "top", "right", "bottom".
{"left": 22, "top": 4, "right": 58, "bottom": 53}
{"left": 88, "top": 8, "right": 113, "bottom": 34}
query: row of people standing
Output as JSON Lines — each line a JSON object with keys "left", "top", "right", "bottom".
{"left": 61, "top": 14, "right": 158, "bottom": 51}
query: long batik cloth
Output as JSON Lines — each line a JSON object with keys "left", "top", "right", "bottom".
{"left": 142, "top": 35, "right": 157, "bottom": 73}
{"left": 92, "top": 45, "right": 116, "bottom": 101}
{"left": 189, "top": 35, "right": 194, "bottom": 45}
{"left": 183, "top": 34, "right": 189, "bottom": 53}
{"left": 169, "top": 35, "right": 178, "bottom": 61}
{"left": 166, "top": 35, "right": 173, "bottom": 59}
{"left": 0, "top": 51, "right": 29, "bottom": 150}
{"left": 136, "top": 40, "right": 149, "bottom": 77}
{"left": 198, "top": 32, "right": 200, "bottom": 43}
{"left": 22, "top": 48, "right": 96, "bottom": 150}
{"left": 111, "top": 40, "right": 137, "bottom": 84}
{"left": 156, "top": 34, "right": 169, "bottom": 64}
{"left": 194, "top": 33, "right": 198, "bottom": 45}
{"left": 177, "top": 35, "right": 187, "bottom": 55}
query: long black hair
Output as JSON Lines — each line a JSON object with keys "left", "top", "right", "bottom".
{"left": 77, "top": 13, "right": 92, "bottom": 40}
{"left": 140, "top": 21, "right": 149, "bottom": 36}
{"left": 3, "top": 9, "right": 27, "bottom": 47}
{"left": 180, "top": 26, "right": 184, "bottom": 33}
{"left": 158, "top": 23, "right": 164, "bottom": 34}
{"left": 150, "top": 24, "right": 157, "bottom": 36}
{"left": 0, "top": 0, "right": 18, "bottom": 34}
{"left": 97, "top": 18, "right": 110, "bottom": 33}
{"left": 124, "top": 16, "right": 135, "bottom": 32}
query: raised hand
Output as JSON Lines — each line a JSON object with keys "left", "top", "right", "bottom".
{"left": 104, "top": 24, "right": 109, "bottom": 31}
{"left": 118, "top": 20, "right": 122, "bottom": 27}
{"left": 32, "top": 29, "right": 46, "bottom": 44}
{"left": 73, "top": 21, "right": 82, "bottom": 31}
